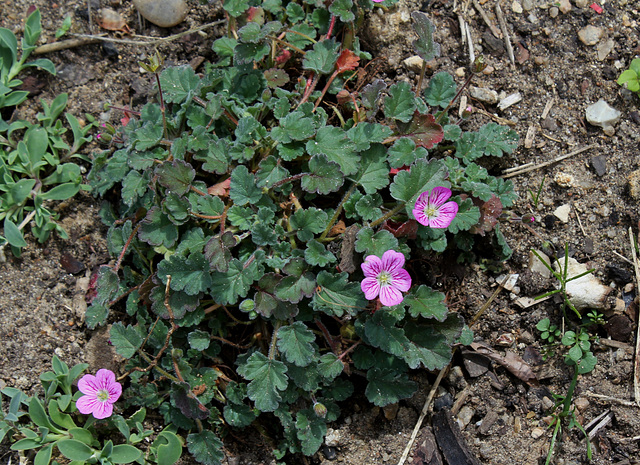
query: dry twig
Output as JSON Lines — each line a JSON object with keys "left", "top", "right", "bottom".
{"left": 502, "top": 145, "right": 595, "bottom": 179}
{"left": 472, "top": 0, "right": 502, "bottom": 39}
{"left": 495, "top": 3, "right": 514, "bottom": 65}
{"left": 628, "top": 226, "right": 640, "bottom": 407}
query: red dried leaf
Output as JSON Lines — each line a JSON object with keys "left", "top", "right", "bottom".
{"left": 208, "top": 178, "right": 231, "bottom": 197}
{"left": 402, "top": 112, "right": 444, "bottom": 149}
{"left": 469, "top": 195, "right": 502, "bottom": 236}
{"left": 382, "top": 219, "right": 418, "bottom": 239}
{"left": 336, "top": 49, "right": 360, "bottom": 73}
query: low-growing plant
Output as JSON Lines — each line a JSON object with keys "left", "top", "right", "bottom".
{"left": 1, "top": 356, "right": 182, "bottom": 465}
{"left": 85, "top": 1, "right": 519, "bottom": 463}
{"left": 0, "top": 9, "right": 97, "bottom": 256}
{"left": 617, "top": 57, "right": 640, "bottom": 94}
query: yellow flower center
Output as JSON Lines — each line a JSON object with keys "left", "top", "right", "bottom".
{"left": 97, "top": 389, "right": 109, "bottom": 402}
{"left": 377, "top": 271, "right": 392, "bottom": 286}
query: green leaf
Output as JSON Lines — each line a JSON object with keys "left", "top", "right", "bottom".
{"left": 302, "top": 39, "right": 340, "bottom": 75}
{"left": 111, "top": 444, "right": 143, "bottom": 464}
{"left": 274, "top": 268, "right": 316, "bottom": 304}
{"left": 121, "top": 170, "right": 149, "bottom": 206}
{"left": 223, "top": 0, "right": 250, "bottom": 17}
{"left": 365, "top": 368, "right": 417, "bottom": 407}
{"left": 447, "top": 198, "right": 480, "bottom": 234}
{"left": 272, "top": 111, "right": 316, "bottom": 142}
{"left": 387, "top": 137, "right": 427, "bottom": 169}
{"left": 296, "top": 409, "right": 327, "bottom": 455}
{"left": 224, "top": 402, "right": 258, "bottom": 428}
{"left": 134, "top": 122, "right": 163, "bottom": 151}
{"left": 157, "top": 253, "right": 212, "bottom": 296}
{"left": 156, "top": 160, "right": 195, "bottom": 196}
{"left": 230, "top": 165, "right": 263, "bottom": 206}
{"left": 403, "top": 322, "right": 453, "bottom": 370}
{"left": 397, "top": 113, "right": 444, "bottom": 149}
{"left": 138, "top": 207, "right": 179, "bottom": 248}
{"left": 57, "top": 439, "right": 93, "bottom": 461}
{"left": 256, "top": 155, "right": 290, "bottom": 188}
{"left": 277, "top": 322, "right": 316, "bottom": 367}
{"left": 411, "top": 12, "right": 441, "bottom": 61}
{"left": 404, "top": 285, "right": 448, "bottom": 321}
{"left": 364, "top": 311, "right": 410, "bottom": 357}
{"left": 347, "top": 122, "right": 393, "bottom": 152}
{"left": 304, "top": 239, "right": 336, "bottom": 267}
{"left": 351, "top": 145, "right": 389, "bottom": 194}
{"left": 476, "top": 123, "right": 519, "bottom": 157}
{"left": 210, "top": 255, "right": 264, "bottom": 305}
{"left": 329, "top": 0, "right": 354, "bottom": 22}
{"left": 237, "top": 352, "right": 288, "bottom": 412}
{"left": 301, "top": 154, "right": 344, "bottom": 194}
{"left": 40, "top": 182, "right": 81, "bottom": 201}
{"left": 389, "top": 158, "right": 448, "bottom": 214}
{"left": 204, "top": 231, "right": 237, "bottom": 272}
{"left": 34, "top": 443, "right": 53, "bottom": 465}
{"left": 443, "top": 124, "right": 462, "bottom": 141}
{"left": 306, "top": 126, "right": 358, "bottom": 176}
{"left": 160, "top": 66, "right": 201, "bottom": 104}
{"left": 317, "top": 353, "right": 344, "bottom": 380}
{"left": 290, "top": 208, "right": 328, "bottom": 241}
{"left": 312, "top": 271, "right": 368, "bottom": 317}
{"left": 383, "top": 81, "right": 416, "bottom": 123}
{"left": 170, "top": 382, "right": 209, "bottom": 420}
{"left": 187, "top": 431, "right": 224, "bottom": 465}
{"left": 154, "top": 431, "right": 183, "bottom": 465}
{"left": 355, "top": 228, "right": 398, "bottom": 257}
{"left": 188, "top": 330, "right": 211, "bottom": 351}
{"left": 110, "top": 322, "right": 144, "bottom": 358}
{"left": 424, "top": 72, "right": 456, "bottom": 108}
{"left": 10, "top": 178, "right": 36, "bottom": 204}
{"left": 3, "top": 218, "right": 27, "bottom": 248}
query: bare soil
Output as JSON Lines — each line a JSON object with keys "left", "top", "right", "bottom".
{"left": 1, "top": 1, "right": 640, "bottom": 464}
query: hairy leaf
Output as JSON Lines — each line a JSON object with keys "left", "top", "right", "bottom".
{"left": 277, "top": 322, "right": 317, "bottom": 367}
{"left": 237, "top": 352, "right": 288, "bottom": 412}
{"left": 365, "top": 368, "right": 417, "bottom": 407}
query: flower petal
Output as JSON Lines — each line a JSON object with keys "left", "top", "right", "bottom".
{"left": 95, "top": 369, "right": 116, "bottom": 387}
{"left": 428, "top": 186, "right": 452, "bottom": 208}
{"left": 92, "top": 401, "right": 114, "bottom": 419}
{"left": 361, "top": 255, "right": 382, "bottom": 278}
{"left": 77, "top": 374, "right": 99, "bottom": 396}
{"left": 390, "top": 268, "right": 412, "bottom": 292}
{"left": 379, "top": 285, "right": 404, "bottom": 307}
{"left": 412, "top": 206, "right": 430, "bottom": 226}
{"left": 361, "top": 277, "right": 381, "bottom": 300}
{"left": 428, "top": 201, "right": 458, "bottom": 228}
{"left": 381, "top": 250, "right": 405, "bottom": 274}
{"left": 76, "top": 395, "right": 99, "bottom": 415}
{"left": 107, "top": 381, "right": 122, "bottom": 402}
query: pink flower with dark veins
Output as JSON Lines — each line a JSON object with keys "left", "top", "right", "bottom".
{"left": 361, "top": 250, "right": 412, "bottom": 307}
{"left": 412, "top": 187, "right": 459, "bottom": 229}
{"left": 76, "top": 369, "right": 122, "bottom": 419}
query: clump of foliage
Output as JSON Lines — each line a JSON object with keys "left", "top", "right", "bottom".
{"left": 534, "top": 245, "right": 601, "bottom": 464}
{"left": 617, "top": 57, "right": 640, "bottom": 94}
{"left": 0, "top": 9, "right": 95, "bottom": 256}
{"left": 1, "top": 356, "right": 182, "bottom": 465}
{"left": 85, "top": 1, "right": 518, "bottom": 463}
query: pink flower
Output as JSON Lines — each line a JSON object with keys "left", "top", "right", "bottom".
{"left": 76, "top": 369, "right": 122, "bottom": 419}
{"left": 412, "top": 187, "right": 459, "bottom": 229}
{"left": 361, "top": 250, "right": 412, "bottom": 306}
{"left": 372, "top": 0, "right": 385, "bottom": 2}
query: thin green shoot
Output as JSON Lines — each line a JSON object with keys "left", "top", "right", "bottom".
{"left": 528, "top": 175, "right": 545, "bottom": 209}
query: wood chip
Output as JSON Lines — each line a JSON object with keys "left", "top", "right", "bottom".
{"left": 524, "top": 124, "right": 536, "bottom": 148}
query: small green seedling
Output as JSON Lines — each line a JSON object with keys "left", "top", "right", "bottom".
{"left": 528, "top": 175, "right": 545, "bottom": 209}
{"left": 617, "top": 58, "right": 640, "bottom": 94}
{"left": 536, "top": 317, "right": 561, "bottom": 343}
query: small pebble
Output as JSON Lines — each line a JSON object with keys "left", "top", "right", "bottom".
{"left": 549, "top": 7, "right": 559, "bottom": 18}
{"left": 626, "top": 170, "right": 640, "bottom": 200}
{"left": 133, "top": 0, "right": 188, "bottom": 27}
{"left": 531, "top": 427, "right": 545, "bottom": 439}
{"left": 457, "top": 406, "right": 475, "bottom": 429}
{"left": 470, "top": 86, "right": 499, "bottom": 105}
{"left": 578, "top": 25, "right": 604, "bottom": 46}
{"left": 558, "top": 0, "right": 572, "bottom": 14}
{"left": 574, "top": 397, "right": 589, "bottom": 412}
{"left": 590, "top": 155, "right": 607, "bottom": 177}
{"left": 512, "top": 1, "right": 523, "bottom": 14}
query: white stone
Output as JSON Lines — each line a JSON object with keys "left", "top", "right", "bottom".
{"left": 553, "top": 204, "right": 571, "bottom": 223}
{"left": 553, "top": 257, "right": 613, "bottom": 310}
{"left": 597, "top": 39, "right": 615, "bottom": 61}
{"left": 578, "top": 25, "right": 604, "bottom": 46}
{"left": 586, "top": 100, "right": 622, "bottom": 132}
{"left": 402, "top": 55, "right": 424, "bottom": 73}
{"left": 575, "top": 0, "right": 589, "bottom": 7}
{"left": 529, "top": 249, "right": 552, "bottom": 278}
{"left": 498, "top": 92, "right": 522, "bottom": 110}
{"left": 558, "top": 0, "right": 572, "bottom": 14}
{"left": 133, "top": 0, "right": 189, "bottom": 27}
{"left": 512, "top": 1, "right": 523, "bottom": 14}
{"left": 469, "top": 86, "right": 499, "bottom": 104}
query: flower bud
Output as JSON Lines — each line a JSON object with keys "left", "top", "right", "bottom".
{"left": 313, "top": 401, "right": 327, "bottom": 418}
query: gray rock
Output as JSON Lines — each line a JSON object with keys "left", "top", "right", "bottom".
{"left": 522, "top": 0, "right": 535, "bottom": 11}
{"left": 597, "top": 39, "right": 615, "bottom": 61}
{"left": 133, "top": 0, "right": 188, "bottom": 27}
{"left": 590, "top": 155, "right": 607, "bottom": 177}
{"left": 578, "top": 25, "right": 604, "bottom": 46}
{"left": 586, "top": 99, "right": 622, "bottom": 132}
{"left": 558, "top": 0, "right": 572, "bottom": 14}
{"left": 553, "top": 257, "right": 613, "bottom": 310}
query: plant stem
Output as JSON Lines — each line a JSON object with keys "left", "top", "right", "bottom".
{"left": 154, "top": 73, "right": 168, "bottom": 139}
{"left": 416, "top": 59, "right": 427, "bottom": 97}
{"left": 369, "top": 202, "right": 407, "bottom": 229}
{"left": 319, "top": 183, "right": 356, "bottom": 240}
{"left": 435, "top": 71, "right": 475, "bottom": 124}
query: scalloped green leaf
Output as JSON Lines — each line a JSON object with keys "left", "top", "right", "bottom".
{"left": 230, "top": 165, "right": 263, "bottom": 206}
{"left": 424, "top": 71, "right": 456, "bottom": 108}
{"left": 411, "top": 12, "right": 441, "bottom": 61}
{"left": 304, "top": 239, "right": 336, "bottom": 267}
{"left": 364, "top": 311, "right": 410, "bottom": 357}
{"left": 389, "top": 158, "right": 448, "bottom": 214}
{"left": 306, "top": 126, "right": 358, "bottom": 176}
{"left": 156, "top": 160, "right": 196, "bottom": 196}
{"left": 301, "top": 154, "right": 344, "bottom": 194}
{"left": 159, "top": 66, "right": 201, "bottom": 104}
{"left": 290, "top": 207, "right": 328, "bottom": 241}
{"left": 138, "top": 207, "right": 179, "bottom": 248}
{"left": 237, "top": 352, "right": 288, "bottom": 412}
{"left": 302, "top": 39, "right": 340, "bottom": 75}
{"left": 404, "top": 285, "right": 448, "bottom": 321}
{"left": 383, "top": 81, "right": 416, "bottom": 123}
{"left": 351, "top": 145, "right": 389, "bottom": 194}
{"left": 312, "top": 271, "right": 368, "bottom": 317}
{"left": 365, "top": 368, "right": 417, "bottom": 407}
{"left": 355, "top": 227, "right": 398, "bottom": 257}
{"left": 447, "top": 198, "right": 480, "bottom": 234}
{"left": 110, "top": 322, "right": 143, "bottom": 358}
{"left": 210, "top": 254, "right": 264, "bottom": 305}
{"left": 347, "top": 122, "right": 393, "bottom": 152}
{"left": 187, "top": 431, "right": 224, "bottom": 465}
{"left": 277, "top": 322, "right": 317, "bottom": 367}
{"left": 157, "top": 253, "right": 212, "bottom": 296}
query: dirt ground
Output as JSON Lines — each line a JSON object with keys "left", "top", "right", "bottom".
{"left": 1, "top": 0, "right": 640, "bottom": 464}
